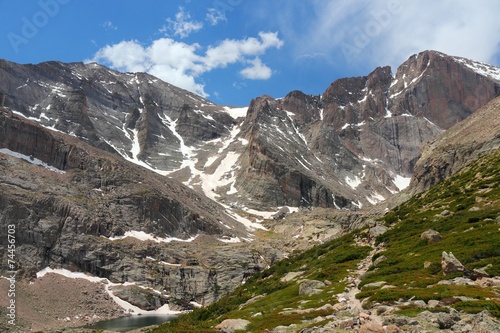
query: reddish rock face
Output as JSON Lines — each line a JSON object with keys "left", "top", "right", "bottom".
{"left": 389, "top": 51, "right": 499, "bottom": 129}
{"left": 234, "top": 51, "right": 500, "bottom": 209}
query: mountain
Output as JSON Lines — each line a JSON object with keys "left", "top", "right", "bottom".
{"left": 230, "top": 51, "right": 500, "bottom": 210}
{"left": 152, "top": 96, "right": 500, "bottom": 332}
{"left": 0, "top": 105, "right": 281, "bottom": 330}
{"left": 2, "top": 50, "right": 499, "bottom": 214}
{"left": 1, "top": 50, "right": 500, "bottom": 331}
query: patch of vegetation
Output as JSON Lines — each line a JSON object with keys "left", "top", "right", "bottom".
{"left": 452, "top": 300, "right": 500, "bottom": 318}
{"left": 361, "top": 149, "right": 500, "bottom": 316}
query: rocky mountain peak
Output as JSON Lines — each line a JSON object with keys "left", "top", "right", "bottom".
{"left": 1, "top": 51, "right": 499, "bottom": 213}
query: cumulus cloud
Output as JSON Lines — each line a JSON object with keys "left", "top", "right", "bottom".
{"left": 160, "top": 7, "right": 203, "bottom": 38}
{"left": 269, "top": 0, "right": 500, "bottom": 70}
{"left": 91, "top": 32, "right": 284, "bottom": 97}
{"left": 240, "top": 57, "right": 272, "bottom": 79}
{"left": 204, "top": 32, "right": 284, "bottom": 70}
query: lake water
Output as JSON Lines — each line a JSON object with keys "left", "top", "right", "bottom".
{"left": 85, "top": 314, "right": 177, "bottom": 332}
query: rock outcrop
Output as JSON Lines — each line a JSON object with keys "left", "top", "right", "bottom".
{"left": 410, "top": 95, "right": 500, "bottom": 193}
{"left": 442, "top": 252, "right": 465, "bottom": 275}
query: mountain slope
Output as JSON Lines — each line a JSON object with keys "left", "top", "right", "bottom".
{"left": 153, "top": 144, "right": 500, "bottom": 333}
{"left": 2, "top": 51, "right": 499, "bottom": 214}
{"left": 0, "top": 106, "right": 281, "bottom": 324}
{"left": 410, "top": 95, "right": 500, "bottom": 193}
{"left": 152, "top": 94, "right": 500, "bottom": 332}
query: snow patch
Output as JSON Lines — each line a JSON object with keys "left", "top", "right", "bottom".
{"left": 454, "top": 57, "right": 500, "bottom": 81}
{"left": 351, "top": 200, "right": 363, "bottom": 209}
{"left": 107, "top": 231, "right": 198, "bottom": 243}
{"left": 223, "top": 106, "right": 248, "bottom": 119}
{"left": 384, "top": 108, "right": 392, "bottom": 118}
{"left": 284, "top": 111, "right": 308, "bottom": 146}
{"left": 0, "top": 148, "right": 65, "bottom": 174}
{"left": 218, "top": 237, "right": 241, "bottom": 243}
{"left": 345, "top": 174, "right": 361, "bottom": 189}
{"left": 366, "top": 192, "right": 385, "bottom": 205}
{"left": 392, "top": 174, "right": 411, "bottom": 191}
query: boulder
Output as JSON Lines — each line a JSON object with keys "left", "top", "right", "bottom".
{"left": 362, "top": 281, "right": 387, "bottom": 289}
{"left": 272, "top": 206, "right": 290, "bottom": 220}
{"left": 437, "top": 312, "right": 460, "bottom": 329}
{"left": 215, "top": 319, "right": 250, "bottom": 333}
{"left": 369, "top": 225, "right": 388, "bottom": 239}
{"left": 298, "top": 279, "right": 326, "bottom": 296}
{"left": 280, "top": 271, "right": 304, "bottom": 283}
{"left": 421, "top": 229, "right": 443, "bottom": 243}
{"left": 441, "top": 251, "right": 465, "bottom": 275}
{"left": 373, "top": 255, "right": 387, "bottom": 266}
{"left": 359, "top": 321, "right": 384, "bottom": 333}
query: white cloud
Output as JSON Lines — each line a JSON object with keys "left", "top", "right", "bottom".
{"left": 268, "top": 0, "right": 500, "bottom": 70}
{"left": 206, "top": 8, "right": 226, "bottom": 26}
{"left": 102, "top": 20, "right": 117, "bottom": 31}
{"left": 204, "top": 32, "right": 284, "bottom": 70}
{"left": 161, "top": 7, "right": 203, "bottom": 38}
{"left": 240, "top": 57, "right": 272, "bottom": 79}
{"left": 91, "top": 32, "right": 284, "bottom": 97}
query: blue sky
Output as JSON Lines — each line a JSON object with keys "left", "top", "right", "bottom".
{"left": 1, "top": 0, "right": 500, "bottom": 106}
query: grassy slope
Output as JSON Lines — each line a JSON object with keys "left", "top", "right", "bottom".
{"left": 152, "top": 148, "right": 500, "bottom": 332}
{"left": 358, "top": 148, "right": 500, "bottom": 317}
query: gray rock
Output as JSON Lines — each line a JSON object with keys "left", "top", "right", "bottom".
{"left": 437, "top": 312, "right": 460, "bottom": 329}
{"left": 362, "top": 281, "right": 387, "bottom": 289}
{"left": 373, "top": 255, "right": 388, "bottom": 267}
{"left": 280, "top": 271, "right": 305, "bottom": 283}
{"left": 413, "top": 300, "right": 427, "bottom": 308}
{"left": 421, "top": 229, "right": 443, "bottom": 243}
{"left": 369, "top": 225, "right": 388, "bottom": 239}
{"left": 272, "top": 206, "right": 290, "bottom": 220}
{"left": 427, "top": 300, "right": 440, "bottom": 308}
{"left": 441, "top": 251, "right": 465, "bottom": 275}
{"left": 439, "top": 209, "right": 452, "bottom": 217}
{"left": 110, "top": 285, "right": 167, "bottom": 311}
{"left": 273, "top": 324, "right": 298, "bottom": 333}
{"left": 438, "top": 277, "right": 474, "bottom": 285}
{"left": 239, "top": 295, "right": 265, "bottom": 309}
{"left": 299, "top": 279, "right": 326, "bottom": 296}
{"left": 215, "top": 319, "right": 250, "bottom": 333}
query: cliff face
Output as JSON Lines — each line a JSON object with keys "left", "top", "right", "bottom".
{"left": 0, "top": 107, "right": 269, "bottom": 307}
{"left": 0, "top": 59, "right": 233, "bottom": 172}
{"left": 232, "top": 51, "right": 500, "bottom": 209}
{"left": 410, "top": 95, "right": 500, "bottom": 193}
